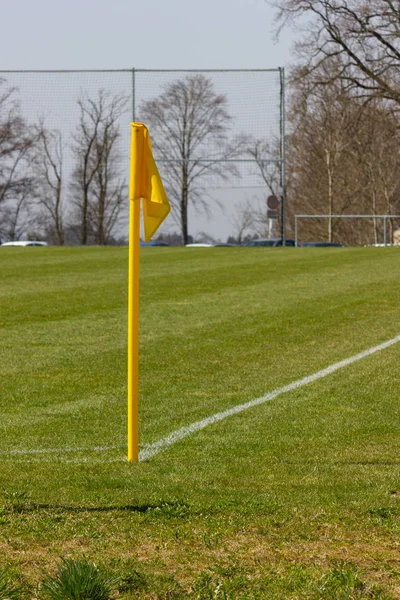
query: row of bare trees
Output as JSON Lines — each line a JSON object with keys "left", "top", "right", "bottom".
{"left": 270, "top": 0, "right": 400, "bottom": 245}
{"left": 140, "top": 39, "right": 400, "bottom": 246}
{"left": 138, "top": 74, "right": 258, "bottom": 245}
{"left": 5, "top": 16, "right": 400, "bottom": 249}
{"left": 0, "top": 80, "right": 128, "bottom": 245}
{"left": 286, "top": 65, "right": 400, "bottom": 245}
{"left": 1, "top": 74, "right": 274, "bottom": 246}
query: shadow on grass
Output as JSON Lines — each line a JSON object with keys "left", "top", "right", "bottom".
{"left": 281, "top": 459, "right": 400, "bottom": 466}
{"left": 4, "top": 499, "right": 192, "bottom": 516}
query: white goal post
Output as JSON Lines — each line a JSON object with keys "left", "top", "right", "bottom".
{"left": 294, "top": 214, "right": 400, "bottom": 247}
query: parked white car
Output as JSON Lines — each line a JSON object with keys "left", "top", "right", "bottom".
{"left": 1, "top": 241, "right": 48, "bottom": 247}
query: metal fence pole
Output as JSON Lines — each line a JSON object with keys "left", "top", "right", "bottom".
{"left": 384, "top": 216, "right": 387, "bottom": 247}
{"left": 279, "top": 67, "right": 286, "bottom": 246}
{"left": 132, "top": 68, "right": 136, "bottom": 122}
{"left": 295, "top": 215, "right": 298, "bottom": 247}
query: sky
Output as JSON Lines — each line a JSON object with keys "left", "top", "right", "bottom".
{"left": 2, "top": 0, "right": 293, "bottom": 71}
{"left": 1, "top": 0, "right": 296, "bottom": 242}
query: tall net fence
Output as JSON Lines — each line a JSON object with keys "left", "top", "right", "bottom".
{"left": 134, "top": 69, "right": 284, "bottom": 243}
{"left": 0, "top": 69, "right": 283, "bottom": 244}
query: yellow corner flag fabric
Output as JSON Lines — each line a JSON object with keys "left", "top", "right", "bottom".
{"left": 129, "top": 122, "right": 170, "bottom": 243}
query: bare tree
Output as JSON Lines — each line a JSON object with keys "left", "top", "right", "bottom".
{"left": 353, "top": 102, "right": 400, "bottom": 242}
{"left": 229, "top": 200, "right": 255, "bottom": 245}
{"left": 285, "top": 59, "right": 400, "bottom": 245}
{"left": 270, "top": 0, "right": 400, "bottom": 244}
{"left": 0, "top": 182, "right": 35, "bottom": 241}
{"left": 287, "top": 63, "right": 366, "bottom": 243}
{"left": 90, "top": 118, "right": 127, "bottom": 245}
{"left": 244, "top": 137, "right": 283, "bottom": 240}
{"left": 71, "top": 90, "right": 128, "bottom": 245}
{"left": 0, "top": 79, "right": 36, "bottom": 239}
{"left": 247, "top": 137, "right": 281, "bottom": 196}
{"left": 32, "top": 124, "right": 65, "bottom": 245}
{"left": 273, "top": 0, "right": 400, "bottom": 106}
{"left": 139, "top": 74, "right": 245, "bottom": 245}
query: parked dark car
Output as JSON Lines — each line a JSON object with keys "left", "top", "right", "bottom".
{"left": 140, "top": 240, "right": 169, "bottom": 246}
{"left": 246, "top": 238, "right": 296, "bottom": 247}
{"left": 300, "top": 242, "right": 343, "bottom": 248}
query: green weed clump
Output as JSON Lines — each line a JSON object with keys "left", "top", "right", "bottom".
{"left": 40, "top": 559, "right": 115, "bottom": 600}
{"left": 0, "top": 568, "right": 26, "bottom": 600}
{"left": 316, "top": 562, "right": 365, "bottom": 598}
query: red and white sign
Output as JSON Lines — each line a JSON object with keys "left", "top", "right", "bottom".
{"left": 266, "top": 195, "right": 280, "bottom": 210}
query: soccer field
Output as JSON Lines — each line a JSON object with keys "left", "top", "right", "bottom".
{"left": 1, "top": 246, "right": 400, "bottom": 598}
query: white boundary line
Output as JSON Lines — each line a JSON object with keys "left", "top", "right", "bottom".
{"left": 0, "top": 445, "right": 124, "bottom": 457}
{"left": 139, "top": 334, "right": 400, "bottom": 461}
{"left": 2, "top": 335, "right": 400, "bottom": 462}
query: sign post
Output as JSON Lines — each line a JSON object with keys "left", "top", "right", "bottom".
{"left": 266, "top": 195, "right": 280, "bottom": 237}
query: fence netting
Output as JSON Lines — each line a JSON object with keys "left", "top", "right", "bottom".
{"left": 0, "top": 69, "right": 282, "bottom": 244}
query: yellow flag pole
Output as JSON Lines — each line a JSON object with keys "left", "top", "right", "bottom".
{"left": 127, "top": 198, "right": 140, "bottom": 462}
{"left": 128, "top": 125, "right": 143, "bottom": 463}
{"left": 127, "top": 122, "right": 170, "bottom": 462}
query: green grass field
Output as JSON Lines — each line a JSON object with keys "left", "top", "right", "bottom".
{"left": 1, "top": 246, "right": 400, "bottom": 598}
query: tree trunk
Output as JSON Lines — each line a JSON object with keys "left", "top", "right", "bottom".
{"left": 55, "top": 185, "right": 64, "bottom": 245}
{"left": 383, "top": 188, "right": 394, "bottom": 244}
{"left": 181, "top": 165, "right": 189, "bottom": 245}
{"left": 81, "top": 187, "right": 89, "bottom": 245}
{"left": 181, "top": 197, "right": 188, "bottom": 245}
{"left": 372, "top": 189, "right": 378, "bottom": 245}
{"left": 55, "top": 217, "right": 64, "bottom": 245}
{"left": 98, "top": 193, "right": 105, "bottom": 245}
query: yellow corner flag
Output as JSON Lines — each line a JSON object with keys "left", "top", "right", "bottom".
{"left": 129, "top": 122, "right": 170, "bottom": 242}
{"left": 128, "top": 123, "right": 170, "bottom": 462}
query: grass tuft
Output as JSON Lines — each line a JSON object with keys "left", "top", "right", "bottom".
{"left": 145, "top": 499, "right": 192, "bottom": 518}
{"left": 316, "top": 561, "right": 365, "bottom": 598}
{"left": 0, "top": 568, "right": 26, "bottom": 600}
{"left": 40, "top": 558, "right": 115, "bottom": 600}
{"left": 1, "top": 489, "right": 32, "bottom": 513}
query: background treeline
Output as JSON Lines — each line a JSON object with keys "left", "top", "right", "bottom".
{"left": 277, "top": 0, "right": 400, "bottom": 246}
{"left": 285, "top": 61, "right": 400, "bottom": 246}
{"left": 0, "top": 82, "right": 129, "bottom": 245}
{"left": 3, "top": 0, "right": 400, "bottom": 248}
{"left": 0, "top": 72, "right": 281, "bottom": 247}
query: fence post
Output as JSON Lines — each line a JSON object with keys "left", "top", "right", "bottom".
{"left": 279, "top": 67, "right": 286, "bottom": 246}
{"left": 384, "top": 216, "right": 387, "bottom": 247}
{"left": 132, "top": 68, "right": 136, "bottom": 122}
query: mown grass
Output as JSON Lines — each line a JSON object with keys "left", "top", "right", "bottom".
{"left": 0, "top": 246, "right": 399, "bottom": 598}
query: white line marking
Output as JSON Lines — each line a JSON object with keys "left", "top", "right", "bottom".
{"left": 0, "top": 445, "right": 124, "bottom": 457}
{"left": 138, "top": 334, "right": 400, "bottom": 461}
{"left": 2, "top": 335, "right": 400, "bottom": 462}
